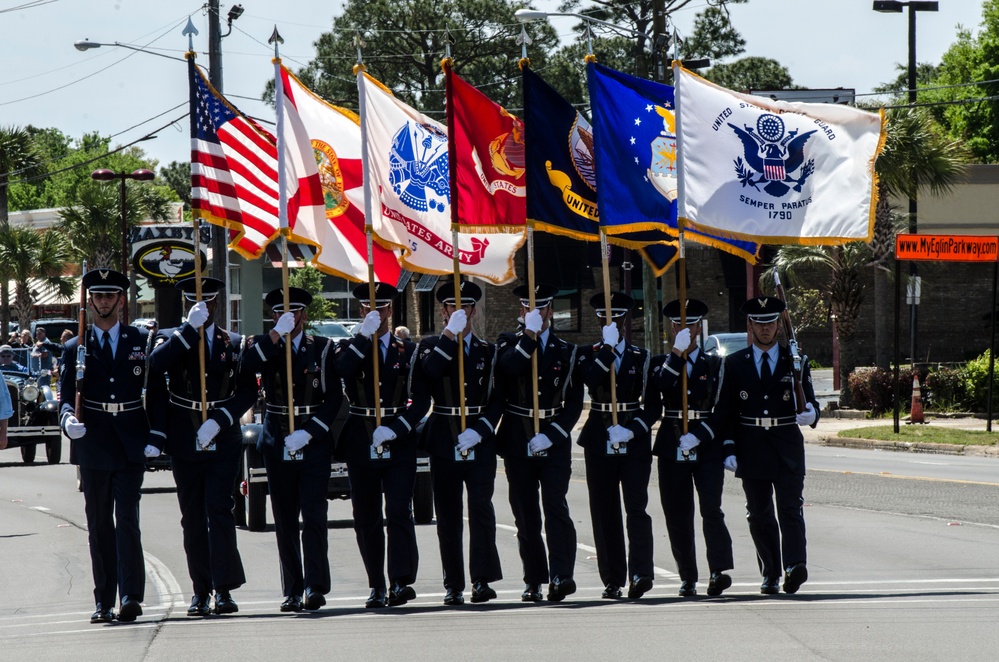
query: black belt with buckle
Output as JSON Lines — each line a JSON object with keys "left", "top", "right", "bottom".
{"left": 663, "top": 409, "right": 712, "bottom": 420}
{"left": 170, "top": 393, "right": 233, "bottom": 412}
{"left": 83, "top": 399, "right": 143, "bottom": 414}
{"left": 266, "top": 404, "right": 322, "bottom": 416}
{"left": 432, "top": 405, "right": 485, "bottom": 416}
{"left": 739, "top": 415, "right": 797, "bottom": 428}
{"left": 348, "top": 405, "right": 406, "bottom": 418}
{"left": 506, "top": 404, "right": 562, "bottom": 419}
{"left": 590, "top": 401, "right": 641, "bottom": 413}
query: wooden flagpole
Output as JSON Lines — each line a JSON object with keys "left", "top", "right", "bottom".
{"left": 192, "top": 217, "right": 208, "bottom": 422}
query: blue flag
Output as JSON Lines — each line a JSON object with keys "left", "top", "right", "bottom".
{"left": 587, "top": 62, "right": 759, "bottom": 263}
{"left": 523, "top": 66, "right": 677, "bottom": 275}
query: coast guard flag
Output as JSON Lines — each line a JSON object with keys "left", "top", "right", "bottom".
{"left": 189, "top": 56, "right": 278, "bottom": 259}
{"left": 587, "top": 62, "right": 759, "bottom": 262}
{"left": 446, "top": 66, "right": 527, "bottom": 232}
{"left": 674, "top": 63, "right": 886, "bottom": 244}
{"left": 523, "top": 66, "right": 677, "bottom": 275}
{"left": 358, "top": 72, "right": 523, "bottom": 284}
{"left": 276, "top": 64, "right": 400, "bottom": 283}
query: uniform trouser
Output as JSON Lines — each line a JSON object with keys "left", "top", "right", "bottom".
{"left": 741, "top": 469, "right": 806, "bottom": 580}
{"left": 658, "top": 455, "right": 734, "bottom": 583}
{"left": 584, "top": 445, "right": 654, "bottom": 588}
{"left": 346, "top": 452, "right": 419, "bottom": 590}
{"left": 171, "top": 452, "right": 246, "bottom": 596}
{"left": 431, "top": 452, "right": 502, "bottom": 591}
{"left": 263, "top": 453, "right": 331, "bottom": 597}
{"left": 80, "top": 465, "right": 145, "bottom": 609}
{"left": 504, "top": 453, "right": 576, "bottom": 586}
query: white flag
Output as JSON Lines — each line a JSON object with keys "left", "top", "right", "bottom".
{"left": 675, "top": 64, "right": 886, "bottom": 245}
{"left": 277, "top": 65, "right": 400, "bottom": 283}
{"left": 358, "top": 72, "right": 522, "bottom": 284}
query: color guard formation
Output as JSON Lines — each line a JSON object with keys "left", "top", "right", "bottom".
{"left": 60, "top": 273, "right": 820, "bottom": 623}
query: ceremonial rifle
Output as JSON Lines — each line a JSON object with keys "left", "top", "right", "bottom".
{"left": 75, "top": 261, "right": 88, "bottom": 422}
{"left": 773, "top": 272, "right": 808, "bottom": 414}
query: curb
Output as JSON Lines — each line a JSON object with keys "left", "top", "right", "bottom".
{"left": 818, "top": 436, "right": 999, "bottom": 458}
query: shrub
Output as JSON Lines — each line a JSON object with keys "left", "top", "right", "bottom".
{"left": 960, "top": 350, "right": 999, "bottom": 412}
{"left": 847, "top": 366, "right": 914, "bottom": 415}
{"left": 924, "top": 366, "right": 966, "bottom": 411}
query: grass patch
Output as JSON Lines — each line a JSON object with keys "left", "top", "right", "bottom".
{"left": 838, "top": 425, "right": 999, "bottom": 446}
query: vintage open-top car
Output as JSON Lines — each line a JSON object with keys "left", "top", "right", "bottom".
{"left": 1, "top": 347, "right": 62, "bottom": 464}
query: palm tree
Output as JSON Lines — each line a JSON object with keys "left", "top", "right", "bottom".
{"left": 0, "top": 126, "right": 42, "bottom": 333}
{"left": 0, "top": 226, "right": 74, "bottom": 328}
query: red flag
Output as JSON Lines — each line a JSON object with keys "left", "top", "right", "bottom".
{"left": 447, "top": 68, "right": 526, "bottom": 232}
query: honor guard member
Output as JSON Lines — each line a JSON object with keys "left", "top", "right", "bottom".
{"left": 146, "top": 277, "right": 257, "bottom": 616}
{"left": 654, "top": 299, "right": 734, "bottom": 598}
{"left": 411, "top": 281, "right": 504, "bottom": 606}
{"left": 59, "top": 269, "right": 151, "bottom": 624}
{"left": 679, "top": 296, "right": 819, "bottom": 595}
{"left": 335, "top": 282, "right": 430, "bottom": 609}
{"left": 243, "top": 287, "right": 341, "bottom": 613}
{"left": 494, "top": 283, "right": 584, "bottom": 603}
{"left": 578, "top": 292, "right": 660, "bottom": 600}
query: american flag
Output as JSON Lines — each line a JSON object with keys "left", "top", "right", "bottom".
{"left": 189, "top": 57, "right": 279, "bottom": 259}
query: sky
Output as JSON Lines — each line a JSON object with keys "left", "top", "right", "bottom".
{"left": 1, "top": 0, "right": 988, "bottom": 173}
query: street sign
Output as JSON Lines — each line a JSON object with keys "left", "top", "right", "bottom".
{"left": 895, "top": 233, "right": 999, "bottom": 262}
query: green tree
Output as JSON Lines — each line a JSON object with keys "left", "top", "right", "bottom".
{"left": 702, "top": 56, "right": 794, "bottom": 91}
{"left": 289, "top": 265, "right": 337, "bottom": 327}
{"left": 0, "top": 126, "right": 43, "bottom": 333}
{"left": 160, "top": 161, "right": 192, "bottom": 210}
{"left": 0, "top": 226, "right": 74, "bottom": 327}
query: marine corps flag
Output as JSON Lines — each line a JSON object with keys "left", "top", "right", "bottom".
{"left": 586, "top": 62, "right": 759, "bottom": 263}
{"left": 276, "top": 64, "right": 400, "bottom": 283}
{"left": 445, "top": 66, "right": 526, "bottom": 232}
{"left": 674, "top": 63, "right": 886, "bottom": 244}
{"left": 523, "top": 65, "right": 677, "bottom": 275}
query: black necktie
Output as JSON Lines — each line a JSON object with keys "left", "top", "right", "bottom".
{"left": 101, "top": 331, "right": 113, "bottom": 363}
{"left": 760, "top": 351, "right": 771, "bottom": 386}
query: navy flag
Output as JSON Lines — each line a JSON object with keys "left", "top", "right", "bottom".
{"left": 587, "top": 62, "right": 760, "bottom": 263}
{"left": 523, "top": 65, "right": 677, "bottom": 275}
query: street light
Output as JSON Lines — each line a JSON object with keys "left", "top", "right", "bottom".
{"left": 873, "top": 0, "right": 938, "bottom": 367}
{"left": 73, "top": 39, "right": 185, "bottom": 62}
{"left": 90, "top": 168, "right": 155, "bottom": 325}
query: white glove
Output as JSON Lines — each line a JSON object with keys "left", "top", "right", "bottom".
{"left": 284, "top": 429, "right": 312, "bottom": 452}
{"left": 724, "top": 455, "right": 738, "bottom": 473}
{"left": 372, "top": 425, "right": 397, "bottom": 446}
{"left": 679, "top": 432, "right": 700, "bottom": 453}
{"left": 608, "top": 424, "right": 633, "bottom": 444}
{"left": 524, "top": 309, "right": 543, "bottom": 334}
{"left": 64, "top": 415, "right": 87, "bottom": 440}
{"left": 796, "top": 402, "right": 817, "bottom": 426}
{"left": 196, "top": 419, "right": 220, "bottom": 449}
{"left": 601, "top": 323, "right": 619, "bottom": 348}
{"left": 673, "top": 327, "right": 691, "bottom": 353}
{"left": 273, "top": 311, "right": 296, "bottom": 336}
{"left": 144, "top": 445, "right": 161, "bottom": 458}
{"left": 445, "top": 309, "right": 467, "bottom": 336}
{"left": 456, "top": 428, "right": 482, "bottom": 452}
{"left": 187, "top": 301, "right": 210, "bottom": 329}
{"left": 528, "top": 433, "right": 552, "bottom": 454}
{"left": 358, "top": 310, "right": 382, "bottom": 339}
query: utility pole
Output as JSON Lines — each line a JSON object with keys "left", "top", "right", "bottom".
{"left": 207, "top": 0, "right": 230, "bottom": 327}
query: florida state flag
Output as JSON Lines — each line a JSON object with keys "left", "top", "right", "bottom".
{"left": 446, "top": 66, "right": 527, "bottom": 232}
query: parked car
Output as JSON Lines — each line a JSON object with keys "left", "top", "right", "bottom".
{"left": 311, "top": 320, "right": 353, "bottom": 340}
{"left": 702, "top": 332, "right": 750, "bottom": 357}
{"left": 1, "top": 348, "right": 62, "bottom": 464}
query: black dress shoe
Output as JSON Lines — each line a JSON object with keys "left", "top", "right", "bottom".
{"left": 365, "top": 588, "right": 388, "bottom": 609}
{"left": 601, "top": 584, "right": 623, "bottom": 599}
{"left": 90, "top": 608, "right": 115, "bottom": 624}
{"left": 470, "top": 581, "right": 496, "bottom": 604}
{"left": 187, "top": 594, "right": 211, "bottom": 617}
{"left": 280, "top": 595, "right": 303, "bottom": 612}
{"left": 706, "top": 572, "right": 733, "bottom": 597}
{"left": 388, "top": 583, "right": 416, "bottom": 606}
{"left": 783, "top": 563, "right": 808, "bottom": 594}
{"left": 760, "top": 578, "right": 781, "bottom": 595}
{"left": 521, "top": 584, "right": 543, "bottom": 602}
{"left": 547, "top": 576, "right": 576, "bottom": 602}
{"left": 214, "top": 591, "right": 239, "bottom": 614}
{"left": 678, "top": 580, "right": 697, "bottom": 597}
{"left": 118, "top": 597, "right": 142, "bottom": 623}
{"left": 628, "top": 575, "right": 654, "bottom": 600}
{"left": 443, "top": 587, "right": 464, "bottom": 606}
{"left": 303, "top": 587, "right": 326, "bottom": 611}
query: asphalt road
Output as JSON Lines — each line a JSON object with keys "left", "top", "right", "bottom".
{"left": 1, "top": 429, "right": 997, "bottom": 662}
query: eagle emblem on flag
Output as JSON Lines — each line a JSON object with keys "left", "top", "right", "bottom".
{"left": 389, "top": 121, "right": 450, "bottom": 213}
{"left": 729, "top": 114, "right": 817, "bottom": 198}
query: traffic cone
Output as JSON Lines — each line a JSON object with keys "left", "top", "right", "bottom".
{"left": 909, "top": 374, "right": 925, "bottom": 424}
